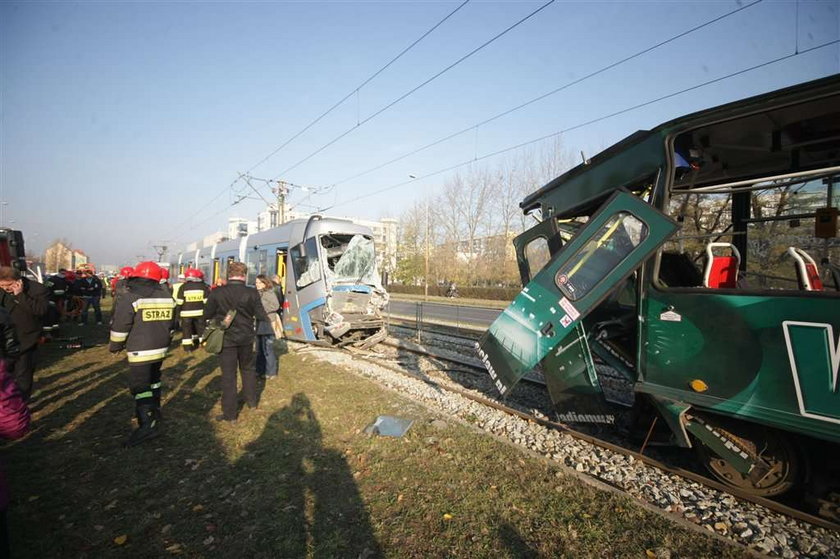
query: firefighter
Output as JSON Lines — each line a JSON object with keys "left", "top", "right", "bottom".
{"left": 109, "top": 261, "right": 175, "bottom": 447}
{"left": 110, "top": 266, "right": 134, "bottom": 300}
{"left": 176, "top": 268, "right": 209, "bottom": 351}
{"left": 159, "top": 267, "right": 171, "bottom": 293}
{"left": 76, "top": 265, "right": 104, "bottom": 325}
{"left": 43, "top": 270, "right": 69, "bottom": 334}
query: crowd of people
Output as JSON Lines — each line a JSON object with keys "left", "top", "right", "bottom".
{"left": 102, "top": 261, "right": 287, "bottom": 444}
{"left": 0, "top": 260, "right": 286, "bottom": 553}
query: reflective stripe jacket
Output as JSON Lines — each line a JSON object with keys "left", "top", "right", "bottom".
{"left": 176, "top": 280, "right": 208, "bottom": 318}
{"left": 109, "top": 278, "right": 175, "bottom": 364}
{"left": 46, "top": 276, "right": 68, "bottom": 299}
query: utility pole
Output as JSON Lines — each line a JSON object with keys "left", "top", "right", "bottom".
{"left": 424, "top": 199, "right": 430, "bottom": 300}
{"left": 151, "top": 242, "right": 169, "bottom": 263}
{"left": 274, "top": 180, "right": 288, "bottom": 225}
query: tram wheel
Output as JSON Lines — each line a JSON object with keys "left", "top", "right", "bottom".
{"left": 695, "top": 423, "right": 802, "bottom": 498}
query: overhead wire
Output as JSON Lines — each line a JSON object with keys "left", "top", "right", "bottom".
{"left": 162, "top": 179, "right": 239, "bottom": 241}
{"left": 317, "top": 39, "right": 840, "bottom": 213}
{"left": 275, "top": 0, "right": 557, "bottom": 178}
{"left": 328, "top": 0, "right": 764, "bottom": 189}
{"left": 162, "top": 2, "right": 470, "bottom": 246}
{"left": 242, "top": 0, "right": 472, "bottom": 176}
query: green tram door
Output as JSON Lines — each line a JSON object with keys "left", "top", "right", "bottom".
{"left": 477, "top": 191, "right": 678, "bottom": 396}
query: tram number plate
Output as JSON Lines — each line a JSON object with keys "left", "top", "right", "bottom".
{"left": 142, "top": 308, "right": 173, "bottom": 321}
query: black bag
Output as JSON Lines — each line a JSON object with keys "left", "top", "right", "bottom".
{"left": 201, "top": 310, "right": 236, "bottom": 354}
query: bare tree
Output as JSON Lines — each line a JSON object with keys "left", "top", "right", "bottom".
{"left": 436, "top": 166, "right": 496, "bottom": 284}
{"left": 394, "top": 201, "right": 427, "bottom": 285}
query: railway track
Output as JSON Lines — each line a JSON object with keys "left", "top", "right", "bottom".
{"left": 386, "top": 316, "right": 484, "bottom": 343}
{"left": 293, "top": 336, "right": 839, "bottom": 556}
{"left": 376, "top": 339, "right": 839, "bottom": 532}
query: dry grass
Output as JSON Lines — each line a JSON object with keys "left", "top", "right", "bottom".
{"left": 2, "top": 309, "right": 746, "bottom": 558}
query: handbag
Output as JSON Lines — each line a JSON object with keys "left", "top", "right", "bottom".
{"left": 201, "top": 310, "right": 237, "bottom": 354}
{"left": 269, "top": 313, "right": 284, "bottom": 339}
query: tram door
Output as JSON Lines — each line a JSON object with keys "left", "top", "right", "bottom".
{"left": 478, "top": 191, "right": 678, "bottom": 396}
{"left": 275, "top": 248, "right": 289, "bottom": 335}
{"left": 275, "top": 248, "right": 288, "bottom": 293}
{"left": 211, "top": 259, "right": 220, "bottom": 285}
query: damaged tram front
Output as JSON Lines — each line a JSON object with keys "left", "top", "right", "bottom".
{"left": 170, "top": 216, "right": 389, "bottom": 348}
{"left": 479, "top": 75, "right": 840, "bottom": 502}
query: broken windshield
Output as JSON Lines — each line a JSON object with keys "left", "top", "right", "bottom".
{"left": 328, "top": 234, "right": 379, "bottom": 285}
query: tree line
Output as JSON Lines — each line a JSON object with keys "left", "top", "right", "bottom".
{"left": 392, "top": 138, "right": 573, "bottom": 290}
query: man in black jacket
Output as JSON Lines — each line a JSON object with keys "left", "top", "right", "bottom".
{"left": 203, "top": 262, "right": 268, "bottom": 422}
{"left": 0, "top": 267, "right": 49, "bottom": 400}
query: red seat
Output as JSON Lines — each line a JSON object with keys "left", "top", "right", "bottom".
{"left": 703, "top": 243, "right": 741, "bottom": 288}
{"left": 788, "top": 247, "right": 823, "bottom": 291}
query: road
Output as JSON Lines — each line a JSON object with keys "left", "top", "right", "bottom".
{"left": 385, "top": 299, "right": 503, "bottom": 330}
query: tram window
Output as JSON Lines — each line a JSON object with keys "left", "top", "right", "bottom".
{"left": 258, "top": 249, "right": 267, "bottom": 275}
{"left": 666, "top": 174, "right": 840, "bottom": 292}
{"left": 291, "top": 237, "right": 321, "bottom": 288}
{"left": 524, "top": 237, "right": 551, "bottom": 280}
{"left": 555, "top": 212, "right": 647, "bottom": 301}
{"left": 246, "top": 254, "right": 259, "bottom": 285}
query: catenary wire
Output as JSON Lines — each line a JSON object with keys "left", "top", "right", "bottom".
{"left": 163, "top": 3, "right": 469, "bottom": 245}
{"left": 242, "top": 0, "right": 471, "bottom": 176}
{"left": 328, "top": 0, "right": 764, "bottom": 189}
{"left": 274, "top": 0, "right": 557, "bottom": 178}
{"left": 317, "top": 39, "right": 840, "bottom": 213}
{"left": 167, "top": 0, "right": 744, "bottom": 243}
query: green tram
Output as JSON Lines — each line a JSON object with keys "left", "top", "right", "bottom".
{"left": 478, "top": 75, "right": 840, "bottom": 502}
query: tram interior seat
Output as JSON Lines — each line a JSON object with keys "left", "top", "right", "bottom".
{"left": 659, "top": 251, "right": 703, "bottom": 287}
{"left": 788, "top": 247, "right": 824, "bottom": 291}
{"left": 703, "top": 242, "right": 741, "bottom": 288}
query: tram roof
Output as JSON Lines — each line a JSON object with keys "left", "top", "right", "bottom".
{"left": 521, "top": 74, "right": 840, "bottom": 218}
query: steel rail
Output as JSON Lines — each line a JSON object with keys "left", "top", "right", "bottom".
{"left": 381, "top": 337, "right": 547, "bottom": 388}
{"left": 386, "top": 315, "right": 486, "bottom": 340}
{"left": 299, "top": 339, "right": 839, "bottom": 533}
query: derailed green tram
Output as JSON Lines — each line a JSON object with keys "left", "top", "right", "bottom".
{"left": 478, "top": 75, "right": 840, "bottom": 505}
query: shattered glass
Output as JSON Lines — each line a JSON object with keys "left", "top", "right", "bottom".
{"left": 331, "top": 235, "right": 378, "bottom": 285}
{"left": 364, "top": 415, "right": 414, "bottom": 437}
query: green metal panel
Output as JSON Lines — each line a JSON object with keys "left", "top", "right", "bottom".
{"left": 639, "top": 290, "right": 840, "bottom": 443}
{"left": 541, "top": 323, "right": 600, "bottom": 400}
{"left": 477, "top": 191, "right": 678, "bottom": 396}
{"left": 521, "top": 133, "right": 665, "bottom": 219}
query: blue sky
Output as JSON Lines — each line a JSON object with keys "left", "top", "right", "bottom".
{"left": 1, "top": 0, "right": 838, "bottom": 266}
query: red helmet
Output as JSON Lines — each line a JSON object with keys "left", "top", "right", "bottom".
{"left": 132, "top": 261, "right": 163, "bottom": 282}
{"left": 64, "top": 270, "right": 76, "bottom": 282}
{"left": 119, "top": 266, "right": 134, "bottom": 278}
{"left": 160, "top": 268, "right": 170, "bottom": 281}
{"left": 184, "top": 268, "right": 204, "bottom": 280}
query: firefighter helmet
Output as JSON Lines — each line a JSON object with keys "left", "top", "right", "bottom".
{"left": 119, "top": 266, "right": 134, "bottom": 278}
{"left": 159, "top": 268, "right": 170, "bottom": 283}
{"left": 184, "top": 268, "right": 204, "bottom": 280}
{"left": 132, "top": 261, "right": 163, "bottom": 282}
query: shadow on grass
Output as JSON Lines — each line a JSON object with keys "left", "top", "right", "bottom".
{"left": 498, "top": 522, "right": 542, "bottom": 558}
{"left": 233, "top": 393, "right": 382, "bottom": 558}
{"left": 7, "top": 346, "right": 381, "bottom": 558}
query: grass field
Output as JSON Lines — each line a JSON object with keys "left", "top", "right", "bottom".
{"left": 2, "top": 306, "right": 746, "bottom": 558}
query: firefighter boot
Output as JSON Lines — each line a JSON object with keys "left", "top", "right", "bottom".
{"left": 124, "top": 400, "right": 161, "bottom": 448}
{"left": 151, "top": 383, "right": 164, "bottom": 419}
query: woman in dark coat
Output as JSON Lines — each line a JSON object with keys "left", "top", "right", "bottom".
{"left": 254, "top": 275, "right": 280, "bottom": 379}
